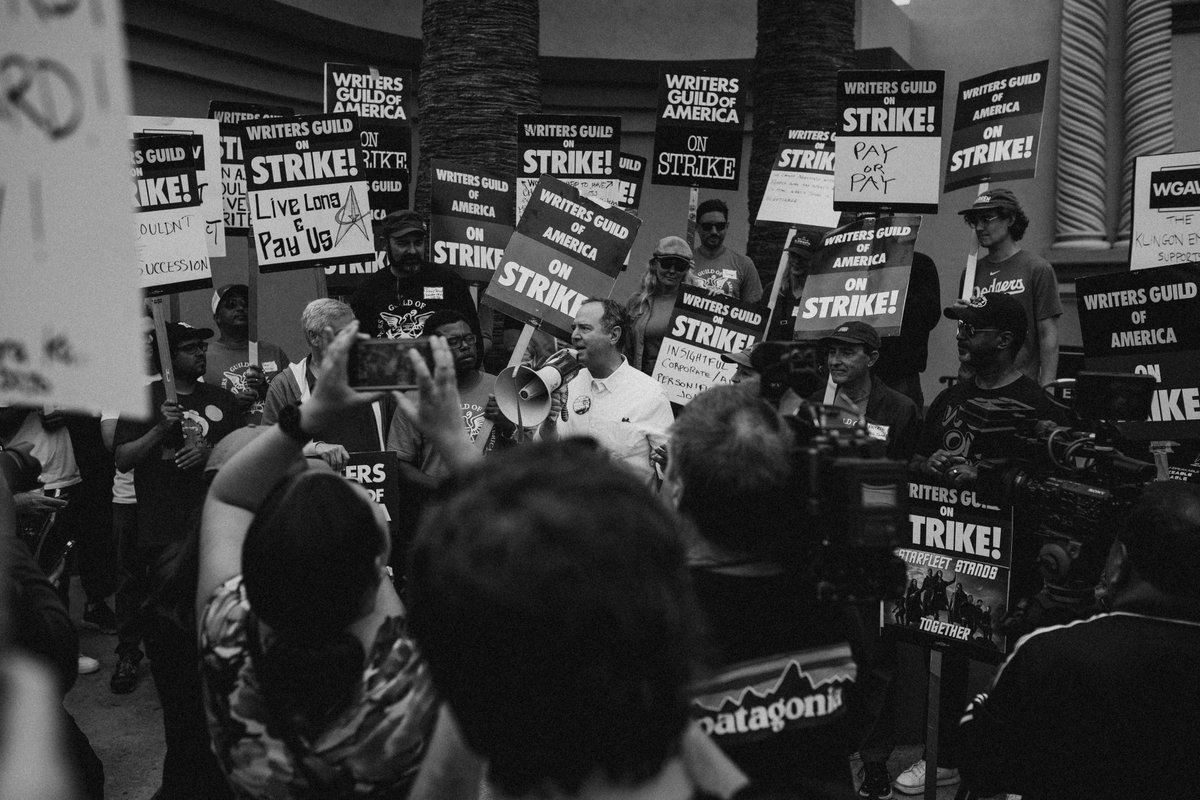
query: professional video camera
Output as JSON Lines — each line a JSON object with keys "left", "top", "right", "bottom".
{"left": 967, "top": 372, "right": 1157, "bottom": 635}
{"left": 752, "top": 342, "right": 909, "bottom": 603}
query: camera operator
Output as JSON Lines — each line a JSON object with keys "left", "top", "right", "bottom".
{"left": 958, "top": 481, "right": 1200, "bottom": 799}
{"left": 664, "top": 384, "right": 866, "bottom": 798}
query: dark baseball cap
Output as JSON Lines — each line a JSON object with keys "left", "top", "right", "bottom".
{"left": 720, "top": 345, "right": 757, "bottom": 369}
{"left": 958, "top": 188, "right": 1021, "bottom": 216}
{"left": 944, "top": 291, "right": 1027, "bottom": 335}
{"left": 381, "top": 209, "right": 426, "bottom": 237}
{"left": 787, "top": 231, "right": 820, "bottom": 256}
{"left": 212, "top": 283, "right": 249, "bottom": 315}
{"left": 821, "top": 320, "right": 880, "bottom": 351}
{"left": 153, "top": 321, "right": 214, "bottom": 351}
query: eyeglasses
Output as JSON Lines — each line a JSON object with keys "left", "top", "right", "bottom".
{"left": 443, "top": 334, "right": 477, "bottom": 349}
{"left": 176, "top": 342, "right": 208, "bottom": 354}
{"left": 964, "top": 212, "right": 1003, "bottom": 227}
{"left": 699, "top": 222, "right": 727, "bottom": 232}
{"left": 956, "top": 321, "right": 999, "bottom": 338}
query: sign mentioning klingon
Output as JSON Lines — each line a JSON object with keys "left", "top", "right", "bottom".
{"left": 207, "top": 101, "right": 293, "bottom": 235}
{"left": 943, "top": 60, "right": 1049, "bottom": 193}
{"left": 652, "top": 66, "right": 749, "bottom": 191}
{"left": 482, "top": 175, "right": 641, "bottom": 341}
{"left": 834, "top": 70, "right": 945, "bottom": 213}
{"left": 1130, "top": 151, "right": 1200, "bottom": 271}
{"left": 793, "top": 215, "right": 921, "bottom": 338}
{"left": 240, "top": 114, "right": 376, "bottom": 272}
{"left": 132, "top": 134, "right": 212, "bottom": 296}
{"left": 430, "top": 159, "right": 516, "bottom": 284}
{"left": 651, "top": 286, "right": 766, "bottom": 404}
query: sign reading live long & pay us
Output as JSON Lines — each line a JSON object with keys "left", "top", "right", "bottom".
{"left": 1130, "top": 151, "right": 1200, "bottom": 271}
{"left": 482, "top": 175, "right": 641, "bottom": 340}
{"left": 1, "top": 0, "right": 147, "bottom": 414}
{"left": 430, "top": 159, "right": 516, "bottom": 284}
{"left": 1077, "top": 263, "right": 1200, "bottom": 440}
{"left": 208, "top": 101, "right": 293, "bottom": 235}
{"left": 943, "top": 60, "right": 1048, "bottom": 193}
{"left": 834, "top": 71, "right": 945, "bottom": 213}
{"left": 793, "top": 215, "right": 920, "bottom": 338}
{"left": 652, "top": 66, "right": 749, "bottom": 191}
{"left": 886, "top": 482, "right": 1013, "bottom": 661}
{"left": 132, "top": 134, "right": 212, "bottom": 296}
{"left": 651, "top": 287, "right": 766, "bottom": 404}
{"left": 241, "top": 114, "right": 376, "bottom": 272}
{"left": 756, "top": 129, "right": 841, "bottom": 228}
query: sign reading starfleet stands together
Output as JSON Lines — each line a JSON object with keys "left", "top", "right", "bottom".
{"left": 208, "top": 101, "right": 293, "bottom": 235}
{"left": 430, "top": 159, "right": 516, "bottom": 284}
{"left": 757, "top": 129, "right": 840, "bottom": 228}
{"left": 651, "top": 286, "right": 765, "bottom": 404}
{"left": 652, "top": 66, "right": 748, "bottom": 191}
{"left": 516, "top": 114, "right": 621, "bottom": 219}
{"left": 617, "top": 153, "right": 648, "bottom": 212}
{"left": 794, "top": 215, "right": 920, "bottom": 338}
{"left": 1077, "top": 263, "right": 1200, "bottom": 440}
{"left": 944, "top": 60, "right": 1048, "bottom": 193}
{"left": 1130, "top": 152, "right": 1200, "bottom": 271}
{"left": 132, "top": 135, "right": 212, "bottom": 296}
{"left": 886, "top": 482, "right": 1012, "bottom": 661}
{"left": 834, "top": 71, "right": 945, "bottom": 213}
{"left": 483, "top": 175, "right": 641, "bottom": 340}
{"left": 241, "top": 114, "right": 375, "bottom": 272}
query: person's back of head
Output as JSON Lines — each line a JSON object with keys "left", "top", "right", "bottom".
{"left": 1116, "top": 481, "right": 1200, "bottom": 601}
{"left": 408, "top": 440, "right": 702, "bottom": 796}
{"left": 669, "top": 384, "right": 795, "bottom": 556}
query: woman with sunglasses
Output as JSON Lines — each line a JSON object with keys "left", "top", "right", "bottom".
{"left": 626, "top": 235, "right": 693, "bottom": 374}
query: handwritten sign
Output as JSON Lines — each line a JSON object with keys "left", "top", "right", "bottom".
{"left": 651, "top": 287, "right": 766, "bottom": 404}
{"left": 207, "top": 101, "right": 293, "bottom": 235}
{"left": 516, "top": 114, "right": 621, "bottom": 220}
{"left": 430, "top": 159, "right": 516, "bottom": 284}
{"left": 1130, "top": 151, "right": 1200, "bottom": 271}
{"left": 132, "top": 134, "right": 212, "bottom": 296}
{"left": 834, "top": 70, "right": 945, "bottom": 213}
{"left": 651, "top": 66, "right": 749, "bottom": 191}
{"left": 756, "top": 129, "right": 840, "bottom": 228}
{"left": 1, "top": 0, "right": 147, "bottom": 414}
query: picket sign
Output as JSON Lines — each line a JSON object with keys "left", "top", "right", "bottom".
{"left": 960, "top": 182, "right": 990, "bottom": 301}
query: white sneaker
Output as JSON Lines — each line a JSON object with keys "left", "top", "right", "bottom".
{"left": 892, "top": 759, "right": 960, "bottom": 795}
{"left": 77, "top": 655, "right": 100, "bottom": 675}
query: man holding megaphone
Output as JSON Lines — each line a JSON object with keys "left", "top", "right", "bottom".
{"left": 534, "top": 299, "right": 673, "bottom": 487}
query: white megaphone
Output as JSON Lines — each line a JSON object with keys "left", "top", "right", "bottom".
{"left": 495, "top": 348, "right": 581, "bottom": 427}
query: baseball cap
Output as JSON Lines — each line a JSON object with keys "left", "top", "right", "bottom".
{"left": 152, "top": 321, "right": 214, "bottom": 352}
{"left": 787, "top": 231, "right": 820, "bottom": 256}
{"left": 381, "top": 209, "right": 426, "bottom": 237}
{"left": 958, "top": 188, "right": 1021, "bottom": 216}
{"left": 212, "top": 283, "right": 249, "bottom": 315}
{"left": 821, "top": 320, "right": 880, "bottom": 351}
{"left": 720, "top": 345, "right": 756, "bottom": 369}
{"left": 944, "top": 291, "right": 1027, "bottom": 335}
{"left": 653, "top": 235, "right": 693, "bottom": 263}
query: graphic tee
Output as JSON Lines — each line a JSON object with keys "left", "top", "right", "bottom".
{"left": 204, "top": 340, "right": 289, "bottom": 425}
{"left": 962, "top": 250, "right": 1062, "bottom": 381}
{"left": 689, "top": 249, "right": 763, "bottom": 303}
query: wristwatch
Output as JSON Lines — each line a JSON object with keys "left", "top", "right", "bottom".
{"left": 277, "top": 402, "right": 312, "bottom": 445}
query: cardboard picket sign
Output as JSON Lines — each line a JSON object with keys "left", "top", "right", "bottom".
{"left": 516, "top": 114, "right": 621, "bottom": 220}
{"left": 651, "top": 286, "right": 766, "bottom": 404}
{"left": 132, "top": 134, "right": 213, "bottom": 296}
{"left": 1130, "top": 152, "right": 1200, "bottom": 271}
{"left": 429, "top": 159, "right": 516, "bottom": 284}
{"left": 834, "top": 70, "right": 945, "bottom": 213}
{"left": 240, "top": 114, "right": 376, "bottom": 272}
{"left": 651, "top": 66, "right": 749, "bottom": 191}
{"left": 482, "top": 175, "right": 640, "bottom": 340}
{"left": 886, "top": 482, "right": 1013, "bottom": 663}
{"left": 0, "top": 0, "right": 147, "bottom": 415}
{"left": 207, "top": 101, "right": 293, "bottom": 235}
{"left": 340, "top": 451, "right": 400, "bottom": 536}
{"left": 756, "top": 129, "right": 841, "bottom": 228}
{"left": 617, "top": 152, "right": 647, "bottom": 212}
{"left": 1077, "top": 263, "right": 1200, "bottom": 440}
{"left": 129, "top": 117, "right": 225, "bottom": 258}
{"left": 943, "top": 61, "right": 1049, "bottom": 193}
{"left": 793, "top": 215, "right": 921, "bottom": 338}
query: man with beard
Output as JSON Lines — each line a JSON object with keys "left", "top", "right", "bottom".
{"left": 203, "top": 284, "right": 290, "bottom": 425}
{"left": 350, "top": 209, "right": 481, "bottom": 344}
{"left": 689, "top": 198, "right": 763, "bottom": 303}
{"left": 110, "top": 323, "right": 242, "bottom": 693}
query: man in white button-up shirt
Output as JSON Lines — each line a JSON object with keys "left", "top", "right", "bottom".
{"left": 541, "top": 299, "right": 673, "bottom": 486}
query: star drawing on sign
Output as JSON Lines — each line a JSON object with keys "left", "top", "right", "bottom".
{"left": 333, "top": 186, "right": 372, "bottom": 246}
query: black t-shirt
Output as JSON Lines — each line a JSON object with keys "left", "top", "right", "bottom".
{"left": 349, "top": 262, "right": 481, "bottom": 342}
{"left": 689, "top": 567, "right": 860, "bottom": 799}
{"left": 916, "top": 374, "right": 1068, "bottom": 460}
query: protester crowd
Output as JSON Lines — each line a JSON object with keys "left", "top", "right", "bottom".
{"left": 3, "top": 188, "right": 1199, "bottom": 800}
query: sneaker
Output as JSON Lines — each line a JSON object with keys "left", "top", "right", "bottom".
{"left": 110, "top": 653, "right": 140, "bottom": 694}
{"left": 82, "top": 602, "right": 118, "bottom": 634}
{"left": 893, "top": 759, "right": 960, "bottom": 795}
{"left": 858, "top": 761, "right": 895, "bottom": 799}
{"left": 77, "top": 655, "right": 100, "bottom": 675}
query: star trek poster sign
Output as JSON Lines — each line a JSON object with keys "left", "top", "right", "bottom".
{"left": 240, "top": 113, "right": 375, "bottom": 272}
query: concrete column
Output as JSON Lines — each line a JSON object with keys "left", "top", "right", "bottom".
{"left": 1052, "top": 0, "right": 1110, "bottom": 250}
{"left": 1117, "top": 0, "right": 1175, "bottom": 241}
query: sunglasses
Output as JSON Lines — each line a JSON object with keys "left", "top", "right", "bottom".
{"left": 964, "top": 212, "right": 1003, "bottom": 227}
{"left": 956, "top": 321, "right": 999, "bottom": 338}
{"left": 699, "top": 222, "right": 727, "bottom": 232}
{"left": 656, "top": 258, "right": 690, "bottom": 272}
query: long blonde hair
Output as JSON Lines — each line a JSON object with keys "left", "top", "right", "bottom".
{"left": 627, "top": 258, "right": 673, "bottom": 320}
